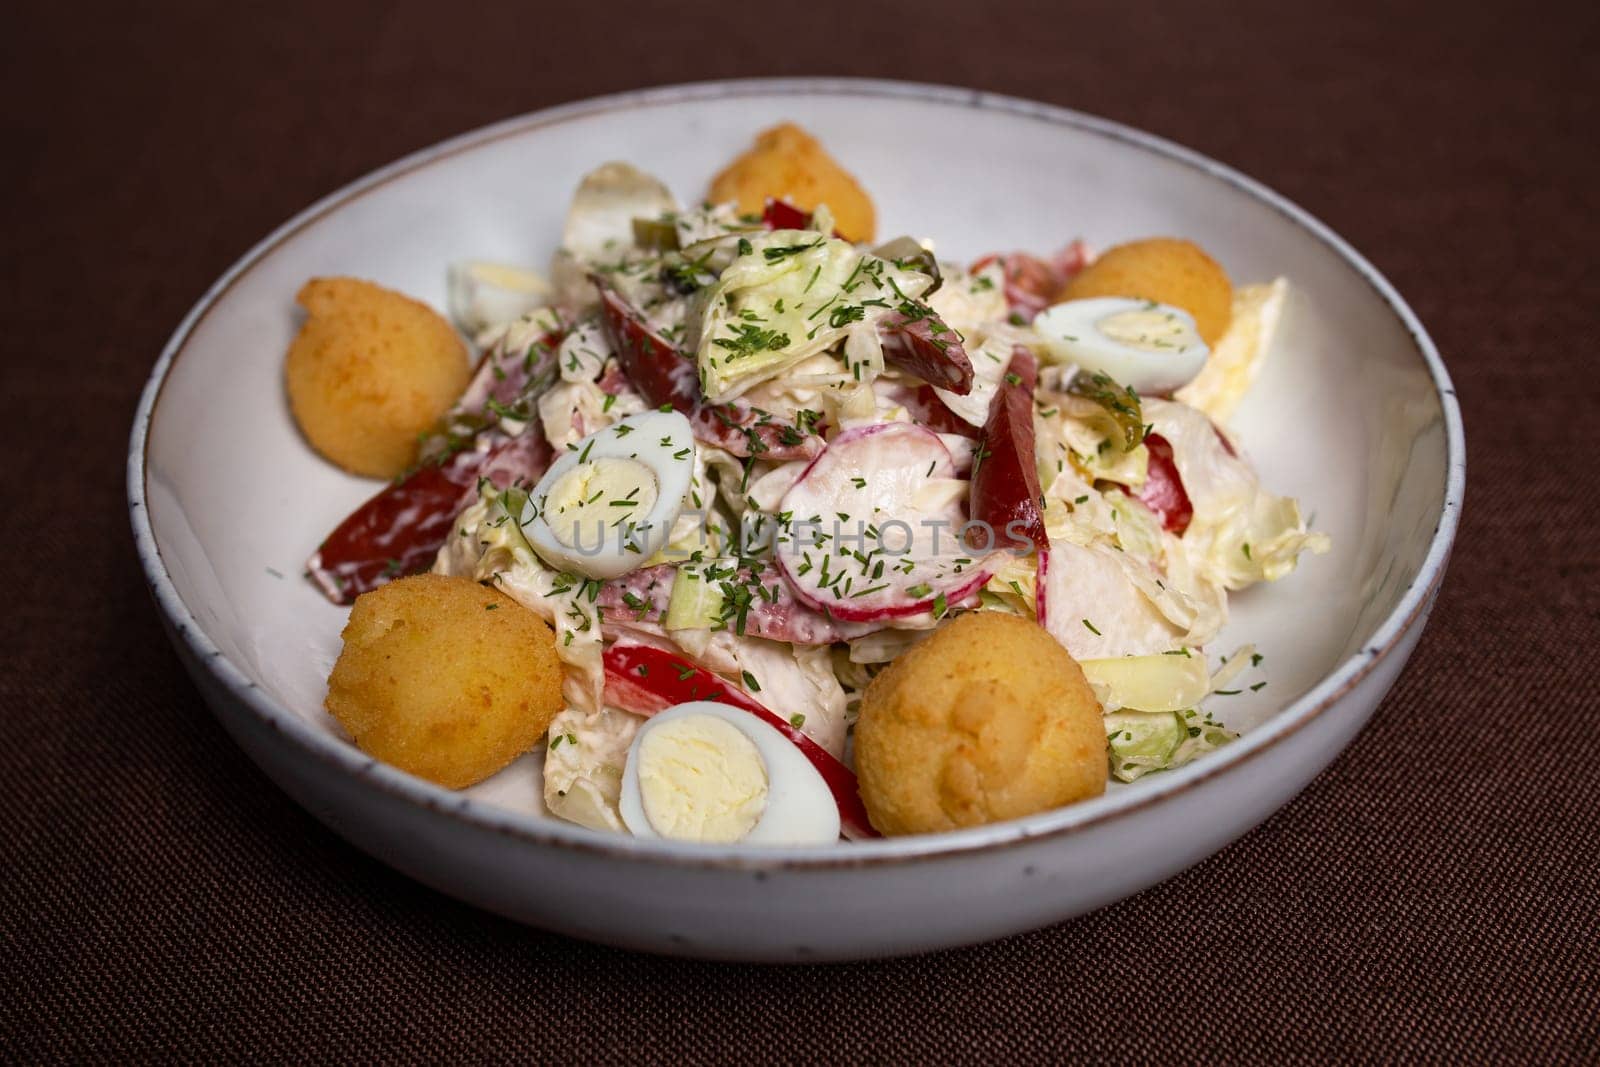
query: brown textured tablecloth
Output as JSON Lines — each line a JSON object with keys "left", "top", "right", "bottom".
{"left": 5, "top": 0, "right": 1597, "bottom": 1061}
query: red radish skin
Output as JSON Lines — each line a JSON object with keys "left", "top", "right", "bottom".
{"left": 451, "top": 327, "right": 562, "bottom": 424}
{"left": 880, "top": 309, "right": 975, "bottom": 394}
{"left": 602, "top": 643, "right": 879, "bottom": 839}
{"left": 1136, "top": 433, "right": 1194, "bottom": 536}
{"left": 971, "top": 241, "right": 1093, "bottom": 319}
{"left": 598, "top": 564, "right": 874, "bottom": 645}
{"left": 776, "top": 423, "right": 990, "bottom": 621}
{"left": 593, "top": 281, "right": 699, "bottom": 413}
{"left": 1034, "top": 545, "right": 1051, "bottom": 627}
{"left": 970, "top": 347, "right": 1048, "bottom": 553}
{"left": 897, "top": 383, "right": 977, "bottom": 439}
{"left": 592, "top": 279, "right": 823, "bottom": 461}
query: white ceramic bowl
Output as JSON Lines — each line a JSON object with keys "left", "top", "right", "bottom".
{"left": 129, "top": 78, "right": 1464, "bottom": 961}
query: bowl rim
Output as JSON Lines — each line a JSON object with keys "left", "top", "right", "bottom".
{"left": 128, "top": 76, "right": 1466, "bottom": 871}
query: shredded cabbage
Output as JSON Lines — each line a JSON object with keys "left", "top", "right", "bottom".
{"left": 1145, "top": 398, "right": 1330, "bottom": 590}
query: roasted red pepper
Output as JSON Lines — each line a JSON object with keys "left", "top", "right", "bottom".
{"left": 969, "top": 346, "right": 1047, "bottom": 553}
{"left": 306, "top": 448, "right": 491, "bottom": 603}
{"left": 760, "top": 198, "right": 812, "bottom": 231}
{"left": 602, "top": 643, "right": 880, "bottom": 840}
{"left": 759, "top": 198, "right": 848, "bottom": 240}
{"left": 1136, "top": 433, "right": 1194, "bottom": 536}
{"left": 306, "top": 429, "right": 556, "bottom": 605}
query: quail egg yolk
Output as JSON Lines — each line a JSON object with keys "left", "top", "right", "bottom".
{"left": 542, "top": 457, "right": 659, "bottom": 547}
{"left": 636, "top": 713, "right": 769, "bottom": 843}
{"left": 1096, "top": 306, "right": 1203, "bottom": 354}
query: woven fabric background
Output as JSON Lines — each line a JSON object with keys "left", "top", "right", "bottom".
{"left": 4, "top": 0, "right": 1597, "bottom": 1061}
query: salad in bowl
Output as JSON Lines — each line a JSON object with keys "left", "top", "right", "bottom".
{"left": 289, "top": 123, "right": 1327, "bottom": 848}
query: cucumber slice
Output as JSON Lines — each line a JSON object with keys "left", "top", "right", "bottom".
{"left": 663, "top": 564, "right": 725, "bottom": 630}
{"left": 1081, "top": 652, "right": 1210, "bottom": 712}
{"left": 1104, "top": 710, "right": 1185, "bottom": 782}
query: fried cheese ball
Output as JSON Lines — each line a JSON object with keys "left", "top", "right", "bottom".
{"left": 325, "top": 573, "right": 563, "bottom": 789}
{"left": 708, "top": 122, "right": 877, "bottom": 243}
{"left": 1061, "top": 238, "right": 1234, "bottom": 345}
{"left": 855, "top": 612, "right": 1106, "bottom": 835}
{"left": 286, "top": 277, "right": 471, "bottom": 479}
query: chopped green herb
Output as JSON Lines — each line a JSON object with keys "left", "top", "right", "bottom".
{"left": 713, "top": 323, "right": 791, "bottom": 361}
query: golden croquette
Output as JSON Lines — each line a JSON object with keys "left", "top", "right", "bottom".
{"left": 325, "top": 573, "right": 564, "bottom": 789}
{"left": 286, "top": 277, "right": 470, "bottom": 479}
{"left": 708, "top": 123, "right": 877, "bottom": 243}
{"left": 1061, "top": 238, "right": 1234, "bottom": 346}
{"left": 854, "top": 611, "right": 1106, "bottom": 835}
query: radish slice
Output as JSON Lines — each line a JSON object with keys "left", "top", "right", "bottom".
{"left": 969, "top": 241, "right": 1093, "bottom": 319}
{"left": 775, "top": 423, "right": 990, "bottom": 621}
{"left": 597, "top": 563, "right": 874, "bottom": 645}
{"left": 602, "top": 642, "right": 878, "bottom": 839}
{"left": 593, "top": 279, "right": 823, "bottom": 461}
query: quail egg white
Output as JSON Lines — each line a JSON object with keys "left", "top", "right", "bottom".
{"left": 1034, "top": 296, "right": 1210, "bottom": 394}
{"left": 618, "top": 701, "right": 841, "bottom": 845}
{"left": 446, "top": 261, "right": 551, "bottom": 336}
{"left": 520, "top": 410, "right": 694, "bottom": 579}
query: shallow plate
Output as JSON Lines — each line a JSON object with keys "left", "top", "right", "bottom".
{"left": 129, "top": 78, "right": 1464, "bottom": 961}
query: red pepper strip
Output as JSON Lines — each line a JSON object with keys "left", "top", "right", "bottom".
{"left": 306, "top": 428, "right": 556, "bottom": 605}
{"left": 761, "top": 198, "right": 811, "bottom": 231}
{"left": 880, "top": 309, "right": 975, "bottom": 394}
{"left": 970, "top": 347, "right": 1047, "bottom": 553}
{"left": 308, "top": 328, "right": 564, "bottom": 605}
{"left": 593, "top": 278, "right": 823, "bottom": 461}
{"left": 306, "top": 446, "right": 490, "bottom": 604}
{"left": 1137, "top": 433, "right": 1194, "bottom": 536}
{"left": 602, "top": 643, "right": 880, "bottom": 840}
{"left": 760, "top": 198, "right": 846, "bottom": 240}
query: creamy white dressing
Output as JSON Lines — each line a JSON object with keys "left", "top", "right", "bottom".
{"left": 425, "top": 161, "right": 1331, "bottom": 833}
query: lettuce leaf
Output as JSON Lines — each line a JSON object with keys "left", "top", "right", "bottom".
{"left": 1144, "top": 398, "right": 1329, "bottom": 590}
